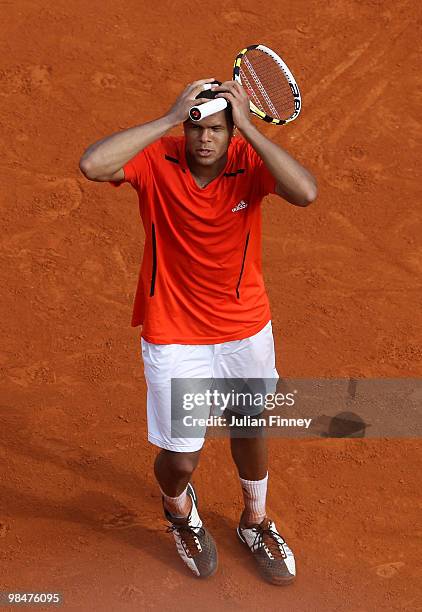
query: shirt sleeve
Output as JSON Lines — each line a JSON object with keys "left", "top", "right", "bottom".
{"left": 246, "top": 142, "right": 277, "bottom": 198}
{"left": 109, "top": 139, "right": 163, "bottom": 190}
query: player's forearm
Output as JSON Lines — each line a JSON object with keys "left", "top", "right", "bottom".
{"left": 79, "top": 114, "right": 177, "bottom": 179}
{"left": 240, "top": 122, "right": 317, "bottom": 206}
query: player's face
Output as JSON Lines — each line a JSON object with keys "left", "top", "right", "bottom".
{"left": 184, "top": 111, "right": 233, "bottom": 167}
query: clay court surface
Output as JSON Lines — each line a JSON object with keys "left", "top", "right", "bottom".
{"left": 1, "top": 0, "right": 421, "bottom": 609}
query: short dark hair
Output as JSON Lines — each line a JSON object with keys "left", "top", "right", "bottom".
{"left": 192, "top": 80, "right": 234, "bottom": 129}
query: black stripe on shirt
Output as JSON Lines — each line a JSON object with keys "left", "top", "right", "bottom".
{"left": 224, "top": 169, "right": 245, "bottom": 177}
{"left": 165, "top": 155, "right": 180, "bottom": 164}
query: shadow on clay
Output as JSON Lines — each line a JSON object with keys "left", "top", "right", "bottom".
{"left": 0, "top": 483, "right": 193, "bottom": 578}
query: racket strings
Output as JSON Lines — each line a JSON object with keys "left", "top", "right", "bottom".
{"left": 240, "top": 50, "right": 296, "bottom": 120}
{"left": 244, "top": 52, "right": 294, "bottom": 113}
{"left": 241, "top": 60, "right": 278, "bottom": 116}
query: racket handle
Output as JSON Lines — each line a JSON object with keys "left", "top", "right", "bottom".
{"left": 189, "top": 98, "right": 228, "bottom": 122}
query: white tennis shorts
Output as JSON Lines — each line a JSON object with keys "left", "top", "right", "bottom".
{"left": 141, "top": 320, "right": 279, "bottom": 453}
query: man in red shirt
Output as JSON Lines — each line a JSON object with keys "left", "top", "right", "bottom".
{"left": 79, "top": 78, "right": 317, "bottom": 584}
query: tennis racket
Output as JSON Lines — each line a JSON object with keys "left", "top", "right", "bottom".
{"left": 189, "top": 44, "right": 301, "bottom": 125}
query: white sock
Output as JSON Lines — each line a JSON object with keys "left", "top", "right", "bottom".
{"left": 160, "top": 485, "right": 191, "bottom": 518}
{"left": 239, "top": 472, "right": 268, "bottom": 526}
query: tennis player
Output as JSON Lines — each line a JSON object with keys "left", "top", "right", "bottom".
{"left": 79, "top": 78, "right": 317, "bottom": 585}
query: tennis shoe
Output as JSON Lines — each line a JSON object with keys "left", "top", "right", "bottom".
{"left": 237, "top": 516, "right": 296, "bottom": 585}
{"left": 164, "top": 483, "right": 218, "bottom": 578}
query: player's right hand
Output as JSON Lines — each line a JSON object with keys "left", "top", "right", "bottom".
{"left": 166, "top": 79, "right": 216, "bottom": 124}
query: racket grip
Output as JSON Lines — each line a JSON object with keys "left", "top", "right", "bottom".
{"left": 189, "top": 98, "right": 228, "bottom": 122}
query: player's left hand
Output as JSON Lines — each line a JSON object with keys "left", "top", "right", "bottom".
{"left": 212, "top": 81, "right": 251, "bottom": 130}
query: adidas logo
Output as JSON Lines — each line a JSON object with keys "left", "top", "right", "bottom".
{"left": 232, "top": 200, "right": 248, "bottom": 213}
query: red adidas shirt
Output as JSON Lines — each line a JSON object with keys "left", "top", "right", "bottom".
{"left": 114, "top": 135, "right": 276, "bottom": 344}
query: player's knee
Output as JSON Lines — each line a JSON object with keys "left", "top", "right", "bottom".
{"left": 174, "top": 453, "right": 199, "bottom": 479}
{"left": 156, "top": 449, "right": 200, "bottom": 480}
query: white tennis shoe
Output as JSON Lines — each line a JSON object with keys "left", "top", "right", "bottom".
{"left": 164, "top": 483, "right": 218, "bottom": 578}
{"left": 237, "top": 517, "right": 296, "bottom": 585}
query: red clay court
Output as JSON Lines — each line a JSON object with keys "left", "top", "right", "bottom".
{"left": 1, "top": 0, "right": 421, "bottom": 610}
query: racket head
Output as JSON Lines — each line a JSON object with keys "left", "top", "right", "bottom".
{"left": 233, "top": 44, "right": 301, "bottom": 125}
